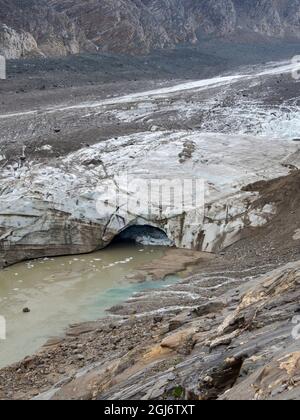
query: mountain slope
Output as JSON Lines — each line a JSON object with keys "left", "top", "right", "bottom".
{"left": 0, "top": 0, "right": 300, "bottom": 58}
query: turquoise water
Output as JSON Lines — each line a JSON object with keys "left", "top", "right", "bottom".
{"left": 91, "top": 275, "right": 178, "bottom": 318}
{"left": 0, "top": 243, "right": 178, "bottom": 368}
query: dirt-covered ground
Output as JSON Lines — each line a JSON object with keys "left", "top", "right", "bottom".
{"left": 0, "top": 49, "right": 299, "bottom": 165}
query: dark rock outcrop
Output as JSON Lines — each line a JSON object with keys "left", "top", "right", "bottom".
{"left": 1, "top": 0, "right": 300, "bottom": 57}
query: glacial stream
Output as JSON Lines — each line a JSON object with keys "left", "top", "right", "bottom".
{"left": 0, "top": 243, "right": 177, "bottom": 368}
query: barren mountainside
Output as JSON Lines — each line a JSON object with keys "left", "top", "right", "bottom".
{"left": 0, "top": 0, "right": 300, "bottom": 58}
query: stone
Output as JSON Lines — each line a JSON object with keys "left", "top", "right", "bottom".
{"left": 160, "top": 328, "right": 196, "bottom": 352}
{"left": 168, "top": 311, "right": 192, "bottom": 332}
{"left": 0, "top": 24, "right": 41, "bottom": 59}
{"left": 22, "top": 308, "right": 30, "bottom": 313}
{"left": 209, "top": 330, "right": 240, "bottom": 349}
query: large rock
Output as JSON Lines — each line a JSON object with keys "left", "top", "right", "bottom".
{"left": 0, "top": 24, "right": 41, "bottom": 59}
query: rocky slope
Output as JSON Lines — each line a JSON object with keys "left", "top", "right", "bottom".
{"left": 1, "top": 0, "right": 300, "bottom": 58}
{"left": 0, "top": 0, "right": 95, "bottom": 58}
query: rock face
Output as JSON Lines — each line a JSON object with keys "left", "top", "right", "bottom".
{"left": 1, "top": 0, "right": 300, "bottom": 57}
{"left": 0, "top": 24, "right": 41, "bottom": 59}
{"left": 0, "top": 0, "right": 95, "bottom": 58}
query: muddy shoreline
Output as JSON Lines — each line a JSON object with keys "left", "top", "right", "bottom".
{"left": 0, "top": 246, "right": 211, "bottom": 370}
{"left": 127, "top": 248, "right": 215, "bottom": 282}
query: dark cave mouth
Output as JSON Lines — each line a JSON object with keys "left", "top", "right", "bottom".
{"left": 111, "top": 225, "right": 174, "bottom": 247}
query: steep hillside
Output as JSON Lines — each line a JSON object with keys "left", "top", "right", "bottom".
{"left": 0, "top": 0, "right": 300, "bottom": 58}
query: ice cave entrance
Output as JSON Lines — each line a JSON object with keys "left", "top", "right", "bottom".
{"left": 112, "top": 225, "right": 173, "bottom": 247}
